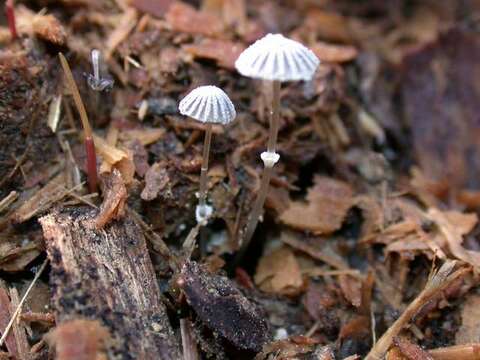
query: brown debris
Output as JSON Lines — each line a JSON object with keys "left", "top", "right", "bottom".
{"left": 254, "top": 247, "right": 304, "bottom": 296}
{"left": 339, "top": 275, "right": 362, "bottom": 308}
{"left": 311, "top": 42, "right": 358, "bottom": 63}
{"left": 0, "top": 241, "right": 42, "bottom": 272}
{"left": 178, "top": 261, "right": 270, "bottom": 352}
{"left": 365, "top": 262, "right": 470, "bottom": 360}
{"left": 0, "top": 288, "right": 18, "bottom": 358}
{"left": 393, "top": 337, "right": 434, "bottom": 360}
{"left": 456, "top": 295, "right": 480, "bottom": 344}
{"left": 9, "top": 288, "right": 30, "bottom": 360}
{"left": 166, "top": 1, "right": 224, "bottom": 38}
{"left": 428, "top": 344, "right": 480, "bottom": 360}
{"left": 45, "top": 319, "right": 110, "bottom": 360}
{"left": 130, "top": 0, "right": 174, "bottom": 18}
{"left": 427, "top": 209, "right": 480, "bottom": 268}
{"left": 141, "top": 162, "right": 170, "bottom": 201}
{"left": 32, "top": 14, "right": 67, "bottom": 45}
{"left": 280, "top": 176, "right": 354, "bottom": 234}
{"left": 16, "top": 6, "right": 66, "bottom": 45}
{"left": 183, "top": 39, "right": 246, "bottom": 70}
{"left": 11, "top": 172, "right": 69, "bottom": 224}
{"left": 94, "top": 169, "right": 127, "bottom": 229}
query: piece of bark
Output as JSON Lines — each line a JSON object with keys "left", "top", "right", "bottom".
{"left": 178, "top": 261, "right": 270, "bottom": 352}
{"left": 40, "top": 207, "right": 180, "bottom": 360}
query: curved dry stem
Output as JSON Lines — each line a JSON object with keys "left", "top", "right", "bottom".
{"left": 59, "top": 53, "right": 92, "bottom": 138}
{"left": 59, "top": 53, "right": 97, "bottom": 193}
{"left": 365, "top": 262, "right": 468, "bottom": 360}
{"left": 198, "top": 123, "right": 213, "bottom": 210}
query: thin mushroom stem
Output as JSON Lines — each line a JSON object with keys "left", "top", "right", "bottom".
{"left": 198, "top": 123, "right": 213, "bottom": 211}
{"left": 236, "top": 80, "right": 281, "bottom": 262}
{"left": 59, "top": 53, "right": 98, "bottom": 194}
{"left": 267, "top": 80, "right": 281, "bottom": 153}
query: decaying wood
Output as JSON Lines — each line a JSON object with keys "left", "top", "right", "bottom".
{"left": 40, "top": 207, "right": 180, "bottom": 359}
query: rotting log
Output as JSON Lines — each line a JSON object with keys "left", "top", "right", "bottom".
{"left": 40, "top": 207, "right": 180, "bottom": 360}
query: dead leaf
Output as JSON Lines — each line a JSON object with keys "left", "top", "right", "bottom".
{"left": 428, "top": 208, "right": 480, "bottom": 267}
{"left": 94, "top": 169, "right": 127, "bottom": 229}
{"left": 303, "top": 10, "right": 353, "bottom": 43}
{"left": 183, "top": 39, "right": 246, "bottom": 70}
{"left": 254, "top": 247, "right": 303, "bottom": 296}
{"left": 339, "top": 275, "right": 362, "bottom": 307}
{"left": 119, "top": 128, "right": 165, "bottom": 146}
{"left": 281, "top": 231, "right": 349, "bottom": 270}
{"left": 280, "top": 176, "right": 354, "bottom": 235}
{"left": 311, "top": 42, "right": 358, "bottom": 63}
{"left": 166, "top": 1, "right": 224, "bottom": 38}
{"left": 94, "top": 134, "right": 135, "bottom": 184}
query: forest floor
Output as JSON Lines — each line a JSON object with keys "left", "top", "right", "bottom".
{"left": 1, "top": 0, "right": 480, "bottom": 359}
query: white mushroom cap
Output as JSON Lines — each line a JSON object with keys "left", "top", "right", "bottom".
{"left": 235, "top": 33, "right": 320, "bottom": 82}
{"left": 179, "top": 85, "right": 236, "bottom": 125}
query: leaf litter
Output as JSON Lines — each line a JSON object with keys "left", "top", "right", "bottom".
{"left": 1, "top": 0, "right": 480, "bottom": 359}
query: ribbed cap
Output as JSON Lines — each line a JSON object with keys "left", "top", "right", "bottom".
{"left": 235, "top": 33, "right": 320, "bottom": 81}
{"left": 179, "top": 86, "right": 236, "bottom": 125}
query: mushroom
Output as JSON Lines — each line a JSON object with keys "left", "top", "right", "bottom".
{"left": 87, "top": 49, "right": 114, "bottom": 92}
{"left": 235, "top": 33, "right": 319, "bottom": 251}
{"left": 179, "top": 85, "right": 236, "bottom": 225}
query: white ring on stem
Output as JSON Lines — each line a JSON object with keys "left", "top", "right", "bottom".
{"left": 261, "top": 151, "right": 280, "bottom": 168}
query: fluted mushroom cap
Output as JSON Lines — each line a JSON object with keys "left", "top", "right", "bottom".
{"left": 235, "top": 33, "right": 320, "bottom": 82}
{"left": 179, "top": 86, "right": 236, "bottom": 125}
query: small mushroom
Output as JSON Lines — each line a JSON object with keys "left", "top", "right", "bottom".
{"left": 179, "top": 85, "right": 236, "bottom": 225}
{"left": 235, "top": 33, "right": 319, "bottom": 255}
{"left": 87, "top": 49, "right": 114, "bottom": 92}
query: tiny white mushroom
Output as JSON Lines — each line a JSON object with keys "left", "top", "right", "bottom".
{"left": 235, "top": 33, "right": 319, "bottom": 82}
{"left": 235, "top": 33, "right": 319, "bottom": 257}
{"left": 179, "top": 85, "right": 236, "bottom": 224}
